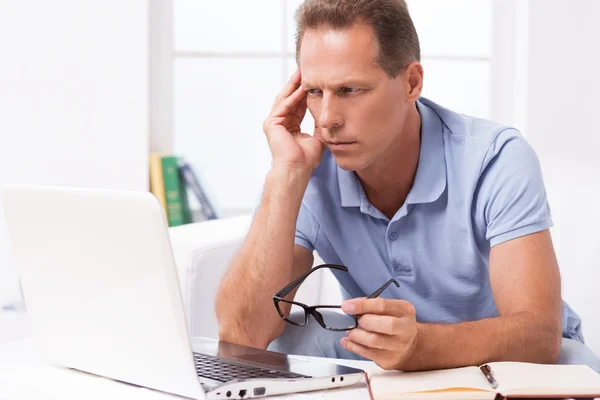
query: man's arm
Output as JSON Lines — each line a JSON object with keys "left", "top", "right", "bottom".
{"left": 340, "top": 229, "right": 562, "bottom": 371}
{"left": 215, "top": 168, "right": 314, "bottom": 349}
{"left": 215, "top": 69, "right": 325, "bottom": 349}
{"left": 408, "top": 229, "right": 561, "bottom": 369}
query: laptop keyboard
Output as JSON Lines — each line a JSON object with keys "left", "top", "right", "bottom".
{"left": 193, "top": 353, "right": 310, "bottom": 382}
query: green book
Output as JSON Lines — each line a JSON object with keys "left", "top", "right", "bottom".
{"left": 161, "top": 155, "right": 186, "bottom": 227}
{"left": 178, "top": 162, "right": 194, "bottom": 224}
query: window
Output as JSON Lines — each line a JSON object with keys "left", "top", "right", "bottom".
{"left": 172, "top": 0, "right": 492, "bottom": 215}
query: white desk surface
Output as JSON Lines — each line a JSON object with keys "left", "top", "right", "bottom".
{"left": 0, "top": 337, "right": 377, "bottom": 400}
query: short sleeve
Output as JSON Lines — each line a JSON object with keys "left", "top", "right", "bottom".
{"left": 475, "top": 129, "right": 553, "bottom": 247}
{"left": 294, "top": 202, "right": 320, "bottom": 252}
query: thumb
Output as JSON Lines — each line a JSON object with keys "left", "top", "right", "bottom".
{"left": 313, "top": 123, "right": 322, "bottom": 139}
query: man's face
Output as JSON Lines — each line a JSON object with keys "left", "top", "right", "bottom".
{"left": 299, "top": 23, "right": 413, "bottom": 172}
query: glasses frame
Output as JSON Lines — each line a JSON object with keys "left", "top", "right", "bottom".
{"left": 272, "top": 263, "right": 400, "bottom": 331}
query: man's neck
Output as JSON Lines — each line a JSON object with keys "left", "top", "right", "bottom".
{"left": 356, "top": 105, "right": 421, "bottom": 220}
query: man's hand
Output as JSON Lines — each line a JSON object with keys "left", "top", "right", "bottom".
{"left": 263, "top": 68, "right": 325, "bottom": 172}
{"left": 340, "top": 298, "right": 419, "bottom": 370}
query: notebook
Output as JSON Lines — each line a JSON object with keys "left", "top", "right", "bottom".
{"left": 368, "top": 362, "right": 600, "bottom": 399}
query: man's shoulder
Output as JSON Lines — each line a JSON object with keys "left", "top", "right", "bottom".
{"left": 420, "top": 97, "right": 521, "bottom": 145}
{"left": 421, "top": 97, "right": 531, "bottom": 170}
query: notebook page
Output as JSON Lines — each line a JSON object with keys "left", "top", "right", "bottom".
{"left": 369, "top": 388, "right": 495, "bottom": 400}
{"left": 487, "top": 362, "right": 600, "bottom": 394}
{"left": 369, "top": 366, "right": 493, "bottom": 395}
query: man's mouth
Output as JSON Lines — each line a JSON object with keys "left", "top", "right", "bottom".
{"left": 325, "top": 141, "right": 357, "bottom": 151}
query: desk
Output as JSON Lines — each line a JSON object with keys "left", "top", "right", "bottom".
{"left": 0, "top": 338, "right": 376, "bottom": 400}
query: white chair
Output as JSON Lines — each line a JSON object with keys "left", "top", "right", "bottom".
{"left": 169, "top": 215, "right": 341, "bottom": 340}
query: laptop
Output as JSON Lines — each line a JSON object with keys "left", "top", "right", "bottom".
{"left": 1, "top": 184, "right": 365, "bottom": 399}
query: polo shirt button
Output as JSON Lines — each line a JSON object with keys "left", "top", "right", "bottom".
{"left": 389, "top": 232, "right": 398, "bottom": 241}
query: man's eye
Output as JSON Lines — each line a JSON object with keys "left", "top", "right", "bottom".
{"left": 307, "top": 88, "right": 322, "bottom": 95}
{"left": 341, "top": 87, "right": 360, "bottom": 94}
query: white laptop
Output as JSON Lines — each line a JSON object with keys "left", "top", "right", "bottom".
{"left": 1, "top": 184, "right": 365, "bottom": 399}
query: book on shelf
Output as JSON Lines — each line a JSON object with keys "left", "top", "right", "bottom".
{"left": 178, "top": 160, "right": 218, "bottom": 220}
{"left": 149, "top": 152, "right": 168, "bottom": 219}
{"left": 161, "top": 155, "right": 187, "bottom": 227}
{"left": 367, "top": 361, "right": 600, "bottom": 399}
{"left": 178, "top": 166, "right": 194, "bottom": 225}
{"left": 148, "top": 153, "right": 218, "bottom": 226}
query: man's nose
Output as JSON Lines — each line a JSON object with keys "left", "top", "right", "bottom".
{"left": 318, "top": 93, "right": 343, "bottom": 130}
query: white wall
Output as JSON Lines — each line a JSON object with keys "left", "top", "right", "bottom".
{"left": 524, "top": 0, "right": 600, "bottom": 354}
{"left": 0, "top": 1, "right": 150, "bottom": 305}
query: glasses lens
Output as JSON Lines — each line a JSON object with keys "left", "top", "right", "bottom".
{"left": 285, "top": 302, "right": 307, "bottom": 326}
{"left": 315, "top": 307, "right": 357, "bottom": 330}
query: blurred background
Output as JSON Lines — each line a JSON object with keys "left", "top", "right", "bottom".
{"left": 0, "top": 0, "right": 599, "bottom": 352}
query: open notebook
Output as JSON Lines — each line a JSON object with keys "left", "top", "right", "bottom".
{"left": 368, "top": 362, "right": 600, "bottom": 399}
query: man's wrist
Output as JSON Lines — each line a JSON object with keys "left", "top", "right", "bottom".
{"left": 400, "top": 323, "right": 427, "bottom": 371}
{"left": 266, "top": 165, "right": 312, "bottom": 190}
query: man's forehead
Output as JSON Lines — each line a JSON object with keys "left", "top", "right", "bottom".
{"left": 300, "top": 23, "right": 376, "bottom": 51}
{"left": 299, "top": 25, "right": 377, "bottom": 66}
{"left": 299, "top": 26, "right": 381, "bottom": 87}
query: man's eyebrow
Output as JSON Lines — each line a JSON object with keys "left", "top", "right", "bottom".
{"left": 302, "top": 80, "right": 371, "bottom": 88}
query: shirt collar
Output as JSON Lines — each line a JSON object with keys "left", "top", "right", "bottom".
{"left": 405, "top": 99, "right": 447, "bottom": 204}
{"left": 338, "top": 98, "right": 447, "bottom": 208}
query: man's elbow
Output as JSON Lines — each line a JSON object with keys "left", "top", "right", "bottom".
{"left": 546, "top": 331, "right": 562, "bottom": 364}
{"left": 215, "top": 294, "right": 286, "bottom": 349}
{"left": 541, "top": 318, "right": 562, "bottom": 364}
{"left": 217, "top": 323, "right": 254, "bottom": 347}
{"left": 217, "top": 318, "right": 285, "bottom": 350}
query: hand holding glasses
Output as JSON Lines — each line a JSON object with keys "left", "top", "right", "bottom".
{"left": 272, "top": 264, "right": 399, "bottom": 331}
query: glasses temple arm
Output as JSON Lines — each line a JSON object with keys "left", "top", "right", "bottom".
{"left": 367, "top": 279, "right": 400, "bottom": 299}
{"left": 275, "top": 264, "right": 348, "bottom": 298}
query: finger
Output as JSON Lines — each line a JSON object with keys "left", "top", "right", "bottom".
{"left": 356, "top": 314, "right": 406, "bottom": 335}
{"left": 346, "top": 328, "right": 396, "bottom": 350}
{"left": 270, "top": 85, "right": 306, "bottom": 118}
{"left": 342, "top": 298, "right": 416, "bottom": 318}
{"left": 274, "top": 68, "right": 301, "bottom": 105}
{"left": 340, "top": 336, "right": 384, "bottom": 361}
{"left": 293, "top": 91, "right": 308, "bottom": 122}
{"left": 313, "top": 122, "right": 322, "bottom": 140}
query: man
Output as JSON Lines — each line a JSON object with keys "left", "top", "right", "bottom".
{"left": 215, "top": 0, "right": 600, "bottom": 372}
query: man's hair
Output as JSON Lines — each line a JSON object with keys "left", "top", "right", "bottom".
{"left": 295, "top": 0, "right": 420, "bottom": 78}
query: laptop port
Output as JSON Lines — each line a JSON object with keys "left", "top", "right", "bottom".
{"left": 253, "top": 387, "right": 266, "bottom": 396}
{"left": 238, "top": 389, "right": 247, "bottom": 398}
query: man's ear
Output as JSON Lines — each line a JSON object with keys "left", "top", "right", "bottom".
{"left": 405, "top": 61, "right": 424, "bottom": 102}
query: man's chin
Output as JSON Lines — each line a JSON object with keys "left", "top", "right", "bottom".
{"left": 331, "top": 154, "right": 364, "bottom": 172}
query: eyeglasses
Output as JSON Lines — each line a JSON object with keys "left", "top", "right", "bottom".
{"left": 272, "top": 264, "right": 399, "bottom": 331}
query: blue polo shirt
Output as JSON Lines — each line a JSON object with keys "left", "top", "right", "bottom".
{"left": 294, "top": 97, "right": 583, "bottom": 341}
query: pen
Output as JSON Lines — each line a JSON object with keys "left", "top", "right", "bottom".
{"left": 480, "top": 364, "right": 498, "bottom": 389}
